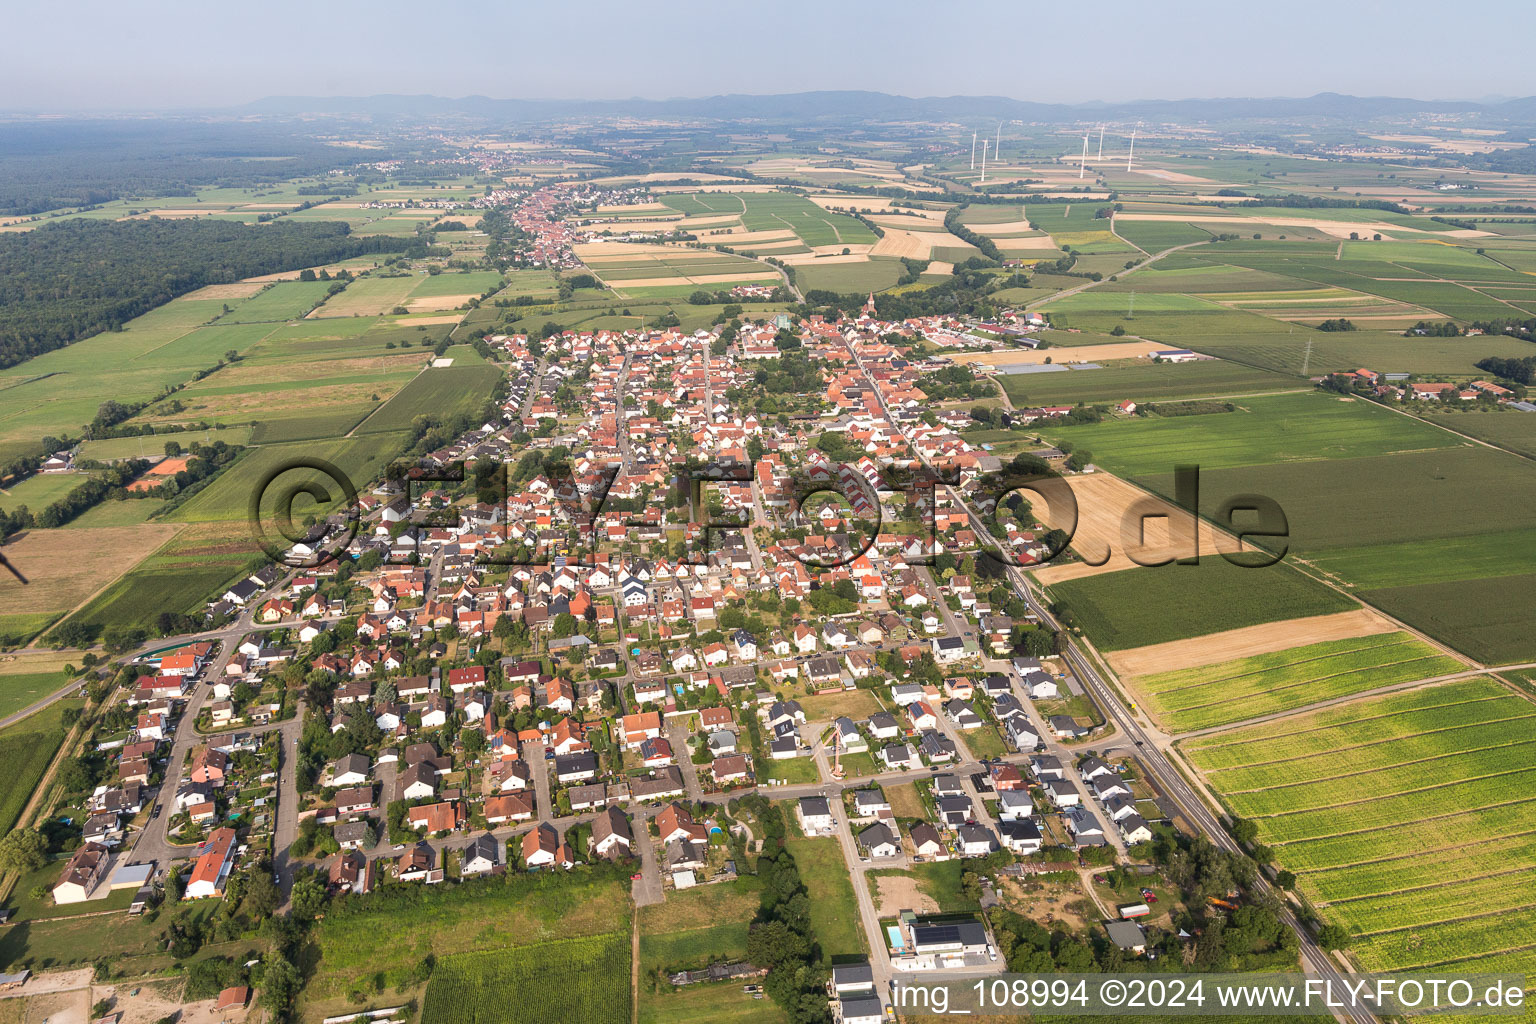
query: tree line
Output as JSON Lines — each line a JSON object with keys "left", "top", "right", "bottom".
{"left": 0, "top": 218, "right": 410, "bottom": 369}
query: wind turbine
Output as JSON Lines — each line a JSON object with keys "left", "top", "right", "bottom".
{"left": 980, "top": 139, "right": 989, "bottom": 183}
{"left": 1079, "top": 132, "right": 1089, "bottom": 179}
{"left": 995, "top": 121, "right": 1003, "bottom": 162}
{"left": 970, "top": 133, "right": 977, "bottom": 171}
{"left": 1097, "top": 124, "right": 1105, "bottom": 160}
{"left": 1126, "top": 124, "right": 1139, "bottom": 172}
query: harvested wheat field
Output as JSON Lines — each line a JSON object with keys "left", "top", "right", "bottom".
{"left": 597, "top": 202, "right": 671, "bottom": 214}
{"left": 1131, "top": 168, "right": 1221, "bottom": 185}
{"left": 950, "top": 341, "right": 1163, "bottom": 366}
{"left": 806, "top": 195, "right": 906, "bottom": 215}
{"left": 868, "top": 209, "right": 949, "bottom": 227}
{"left": 713, "top": 228, "right": 798, "bottom": 243}
{"left": 996, "top": 235, "right": 1065, "bottom": 252}
{"left": 778, "top": 251, "right": 877, "bottom": 266}
{"left": 574, "top": 242, "right": 728, "bottom": 260}
{"left": 386, "top": 313, "right": 463, "bottom": 326}
{"left": 406, "top": 293, "right": 477, "bottom": 311}
{"left": 871, "top": 873, "right": 939, "bottom": 915}
{"left": 1105, "top": 607, "right": 1396, "bottom": 678}
{"left": 925, "top": 261, "right": 954, "bottom": 275}
{"left": 0, "top": 524, "right": 179, "bottom": 620}
{"left": 648, "top": 183, "right": 783, "bottom": 194}
{"left": 244, "top": 262, "right": 382, "bottom": 283}
{"left": 970, "top": 220, "right": 1038, "bottom": 236}
{"left": 871, "top": 228, "right": 973, "bottom": 259}
{"left": 608, "top": 271, "right": 778, "bottom": 289}
{"left": 179, "top": 281, "right": 266, "bottom": 301}
{"left": 1031, "top": 472, "right": 1257, "bottom": 585}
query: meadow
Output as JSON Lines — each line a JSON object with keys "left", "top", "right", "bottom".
{"left": 1043, "top": 392, "right": 1461, "bottom": 477}
{"left": 0, "top": 299, "right": 265, "bottom": 458}
{"left": 421, "top": 933, "right": 630, "bottom": 1024}
{"left": 784, "top": 835, "right": 866, "bottom": 957}
{"left": 639, "top": 876, "right": 761, "bottom": 979}
{"left": 0, "top": 654, "right": 82, "bottom": 718}
{"left": 305, "top": 874, "right": 628, "bottom": 1004}
{"left": 215, "top": 280, "right": 334, "bottom": 323}
{"left": 1048, "top": 557, "right": 1356, "bottom": 652}
{"left": 166, "top": 430, "right": 412, "bottom": 523}
{"left": 1185, "top": 678, "right": 1536, "bottom": 986}
{"left": 1134, "top": 631, "right": 1465, "bottom": 734}
{"left": 998, "top": 361, "right": 1301, "bottom": 407}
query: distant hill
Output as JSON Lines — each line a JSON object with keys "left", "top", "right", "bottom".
{"left": 239, "top": 90, "right": 1536, "bottom": 125}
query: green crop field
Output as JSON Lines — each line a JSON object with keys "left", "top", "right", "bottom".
{"left": 998, "top": 361, "right": 1302, "bottom": 407}
{"left": 215, "top": 280, "right": 334, "bottom": 323}
{"left": 167, "top": 430, "right": 411, "bottom": 523}
{"left": 1142, "top": 447, "right": 1536, "bottom": 553}
{"left": 0, "top": 701, "right": 74, "bottom": 836}
{"left": 1115, "top": 220, "right": 1213, "bottom": 252}
{"left": 1134, "top": 632, "right": 1465, "bottom": 733}
{"left": 353, "top": 362, "right": 503, "bottom": 435}
{"left": 1427, "top": 411, "right": 1536, "bottom": 459}
{"left": 1047, "top": 557, "right": 1356, "bottom": 652}
{"left": 1362, "top": 573, "right": 1536, "bottom": 666}
{"left": 658, "top": 191, "right": 875, "bottom": 247}
{"left": 0, "top": 300, "right": 272, "bottom": 454}
{"left": 61, "top": 561, "right": 250, "bottom": 635}
{"left": 1185, "top": 678, "right": 1536, "bottom": 986}
{"left": 408, "top": 270, "right": 503, "bottom": 297}
{"left": 1138, "top": 444, "right": 1536, "bottom": 662}
{"left": 795, "top": 258, "right": 904, "bottom": 294}
{"left": 1305, "top": 529, "right": 1536, "bottom": 590}
{"left": 1042, "top": 392, "right": 1462, "bottom": 476}
{"left": 421, "top": 933, "right": 630, "bottom": 1024}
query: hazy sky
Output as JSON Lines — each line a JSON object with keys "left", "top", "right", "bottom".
{"left": 4, "top": 0, "right": 1531, "bottom": 111}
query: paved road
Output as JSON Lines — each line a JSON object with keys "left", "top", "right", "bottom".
{"left": 523, "top": 739, "right": 553, "bottom": 821}
{"left": 630, "top": 804, "right": 664, "bottom": 907}
{"left": 667, "top": 720, "right": 706, "bottom": 803}
{"left": 270, "top": 705, "right": 306, "bottom": 909}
